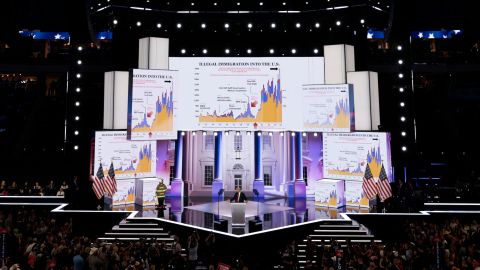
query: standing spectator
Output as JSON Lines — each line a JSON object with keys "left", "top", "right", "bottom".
{"left": 187, "top": 231, "right": 199, "bottom": 269}
{"left": 87, "top": 247, "right": 104, "bottom": 270}
{"left": 60, "top": 181, "right": 69, "bottom": 192}
{"left": 33, "top": 182, "right": 41, "bottom": 195}
{"left": 46, "top": 180, "right": 56, "bottom": 196}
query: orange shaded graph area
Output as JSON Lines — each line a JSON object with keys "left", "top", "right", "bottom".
{"left": 133, "top": 108, "right": 173, "bottom": 132}
{"left": 132, "top": 91, "right": 173, "bottom": 133}
{"left": 199, "top": 78, "right": 282, "bottom": 123}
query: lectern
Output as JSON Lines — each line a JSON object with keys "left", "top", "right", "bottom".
{"left": 231, "top": 202, "right": 246, "bottom": 226}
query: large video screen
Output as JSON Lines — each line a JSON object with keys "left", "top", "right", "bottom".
{"left": 127, "top": 69, "right": 177, "bottom": 140}
{"left": 302, "top": 84, "right": 354, "bottom": 132}
{"left": 93, "top": 131, "right": 157, "bottom": 179}
{"left": 322, "top": 132, "right": 392, "bottom": 182}
{"left": 170, "top": 57, "right": 324, "bottom": 131}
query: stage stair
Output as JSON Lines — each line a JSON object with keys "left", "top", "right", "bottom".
{"left": 295, "top": 219, "right": 380, "bottom": 269}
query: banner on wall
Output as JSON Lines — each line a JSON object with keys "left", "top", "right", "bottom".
{"left": 314, "top": 179, "right": 345, "bottom": 208}
{"left": 112, "top": 179, "right": 135, "bottom": 205}
{"left": 127, "top": 69, "right": 178, "bottom": 140}
{"left": 302, "top": 84, "right": 355, "bottom": 132}
{"left": 345, "top": 180, "right": 369, "bottom": 208}
{"left": 322, "top": 132, "right": 392, "bottom": 182}
{"left": 93, "top": 131, "right": 157, "bottom": 180}
{"left": 170, "top": 57, "right": 325, "bottom": 131}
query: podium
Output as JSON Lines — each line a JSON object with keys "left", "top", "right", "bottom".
{"left": 231, "top": 202, "right": 246, "bottom": 226}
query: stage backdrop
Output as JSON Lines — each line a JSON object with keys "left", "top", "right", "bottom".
{"left": 302, "top": 84, "right": 355, "bottom": 132}
{"left": 170, "top": 57, "right": 325, "bottom": 131}
{"left": 127, "top": 69, "right": 178, "bottom": 140}
{"left": 322, "top": 132, "right": 392, "bottom": 181}
{"left": 93, "top": 131, "right": 157, "bottom": 179}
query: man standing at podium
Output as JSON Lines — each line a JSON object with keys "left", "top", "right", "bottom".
{"left": 230, "top": 187, "right": 248, "bottom": 203}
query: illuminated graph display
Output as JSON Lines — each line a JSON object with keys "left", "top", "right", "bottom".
{"left": 94, "top": 131, "right": 157, "bottom": 179}
{"left": 323, "top": 132, "right": 392, "bottom": 181}
{"left": 194, "top": 61, "right": 283, "bottom": 129}
{"left": 128, "top": 69, "right": 177, "bottom": 140}
{"left": 302, "top": 84, "right": 354, "bottom": 132}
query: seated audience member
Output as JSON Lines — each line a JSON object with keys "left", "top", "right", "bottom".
{"left": 8, "top": 181, "right": 19, "bottom": 195}
{"left": 22, "top": 181, "right": 31, "bottom": 195}
{"left": 56, "top": 187, "right": 65, "bottom": 197}
{"left": 46, "top": 180, "right": 56, "bottom": 196}
{"left": 33, "top": 182, "right": 42, "bottom": 195}
{"left": 0, "top": 188, "right": 8, "bottom": 196}
{"left": 60, "top": 181, "right": 69, "bottom": 191}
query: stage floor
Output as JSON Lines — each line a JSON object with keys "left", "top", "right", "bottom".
{"left": 112, "top": 198, "right": 370, "bottom": 235}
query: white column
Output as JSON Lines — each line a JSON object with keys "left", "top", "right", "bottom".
{"left": 138, "top": 37, "right": 169, "bottom": 69}
{"left": 346, "top": 71, "right": 380, "bottom": 131}
{"left": 103, "top": 71, "right": 129, "bottom": 129}
{"left": 324, "top": 44, "right": 355, "bottom": 84}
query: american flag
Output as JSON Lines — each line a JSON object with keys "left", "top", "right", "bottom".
{"left": 105, "top": 162, "right": 117, "bottom": 196}
{"left": 378, "top": 164, "right": 392, "bottom": 202}
{"left": 92, "top": 163, "right": 106, "bottom": 199}
{"left": 362, "top": 163, "right": 378, "bottom": 200}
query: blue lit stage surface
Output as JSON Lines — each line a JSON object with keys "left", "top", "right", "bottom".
{"left": 112, "top": 198, "right": 370, "bottom": 235}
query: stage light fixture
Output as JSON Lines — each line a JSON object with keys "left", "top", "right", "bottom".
{"left": 269, "top": 132, "right": 273, "bottom": 136}
{"left": 305, "top": 1, "right": 309, "bottom": 4}
{"left": 214, "top": 2, "right": 217, "bottom": 5}
{"left": 247, "top": 131, "right": 251, "bottom": 136}
{"left": 237, "top": 2, "right": 240, "bottom": 5}
{"left": 269, "top": 49, "right": 274, "bottom": 54}
{"left": 76, "top": 73, "right": 81, "bottom": 79}
{"left": 398, "top": 73, "right": 404, "bottom": 78}
{"left": 247, "top": 23, "right": 253, "bottom": 29}
{"left": 136, "top": 21, "right": 142, "bottom": 27}
{"left": 181, "top": 131, "right": 185, "bottom": 136}
{"left": 315, "top": 22, "right": 320, "bottom": 28}
{"left": 280, "top": 132, "right": 284, "bottom": 137}
{"left": 302, "top": 132, "right": 307, "bottom": 137}
{"left": 157, "top": 23, "right": 162, "bottom": 28}
{"left": 401, "top": 146, "right": 407, "bottom": 151}
{"left": 399, "top": 87, "right": 404, "bottom": 92}
{"left": 313, "top": 48, "right": 319, "bottom": 54}
{"left": 75, "top": 101, "right": 80, "bottom": 107}
{"left": 74, "top": 130, "right": 79, "bottom": 135}
{"left": 291, "top": 49, "right": 296, "bottom": 54}
{"left": 401, "top": 131, "right": 406, "bottom": 136}
{"left": 259, "top": 2, "right": 263, "bottom": 5}
{"left": 257, "top": 132, "right": 262, "bottom": 136}
{"left": 282, "top": 2, "right": 286, "bottom": 5}
{"left": 202, "top": 131, "right": 207, "bottom": 136}
{"left": 296, "top": 23, "right": 301, "bottom": 28}
{"left": 77, "top": 60, "right": 82, "bottom": 65}
{"left": 236, "top": 131, "right": 240, "bottom": 136}
{"left": 75, "top": 87, "right": 80, "bottom": 93}
{"left": 75, "top": 116, "right": 80, "bottom": 121}
{"left": 224, "top": 23, "right": 230, "bottom": 29}
{"left": 181, "top": 49, "right": 186, "bottom": 54}
{"left": 191, "top": 2, "right": 194, "bottom": 6}
{"left": 313, "top": 132, "right": 318, "bottom": 137}
{"left": 360, "top": 19, "right": 365, "bottom": 24}
{"left": 400, "top": 116, "right": 406, "bottom": 122}
{"left": 113, "top": 19, "right": 118, "bottom": 25}
{"left": 77, "top": 46, "right": 83, "bottom": 51}
{"left": 225, "top": 131, "right": 229, "bottom": 136}
{"left": 214, "top": 132, "right": 218, "bottom": 136}
{"left": 202, "top": 49, "right": 208, "bottom": 54}
{"left": 336, "top": 21, "right": 341, "bottom": 26}
{"left": 74, "top": 145, "right": 79, "bottom": 150}
{"left": 400, "top": 102, "right": 405, "bottom": 107}
{"left": 398, "top": 59, "right": 404, "bottom": 65}
{"left": 397, "top": 45, "right": 403, "bottom": 51}
{"left": 291, "top": 132, "right": 295, "bottom": 137}
{"left": 201, "top": 23, "right": 206, "bottom": 28}
{"left": 271, "top": 23, "right": 276, "bottom": 28}
{"left": 225, "top": 49, "right": 230, "bottom": 54}
{"left": 177, "top": 23, "right": 182, "bottom": 29}
{"left": 192, "top": 131, "right": 196, "bottom": 136}
{"left": 247, "top": 49, "right": 252, "bottom": 54}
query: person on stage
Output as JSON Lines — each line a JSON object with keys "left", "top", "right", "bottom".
{"left": 155, "top": 178, "right": 167, "bottom": 209}
{"left": 230, "top": 187, "right": 248, "bottom": 203}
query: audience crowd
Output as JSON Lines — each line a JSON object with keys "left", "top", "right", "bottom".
{"left": 0, "top": 180, "right": 70, "bottom": 197}
{"left": 278, "top": 217, "right": 480, "bottom": 270}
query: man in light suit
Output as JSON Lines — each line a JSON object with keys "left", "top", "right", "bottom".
{"left": 230, "top": 187, "right": 248, "bottom": 203}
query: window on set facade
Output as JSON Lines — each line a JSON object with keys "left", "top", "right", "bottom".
{"left": 169, "top": 165, "right": 175, "bottom": 184}
{"left": 263, "top": 165, "right": 273, "bottom": 186}
{"left": 204, "top": 165, "right": 214, "bottom": 186}
{"left": 204, "top": 135, "right": 214, "bottom": 150}
{"left": 263, "top": 134, "right": 272, "bottom": 150}
{"left": 303, "top": 166, "right": 308, "bottom": 185}
{"left": 234, "top": 135, "right": 242, "bottom": 151}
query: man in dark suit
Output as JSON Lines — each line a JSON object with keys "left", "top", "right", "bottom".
{"left": 230, "top": 187, "right": 248, "bottom": 203}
